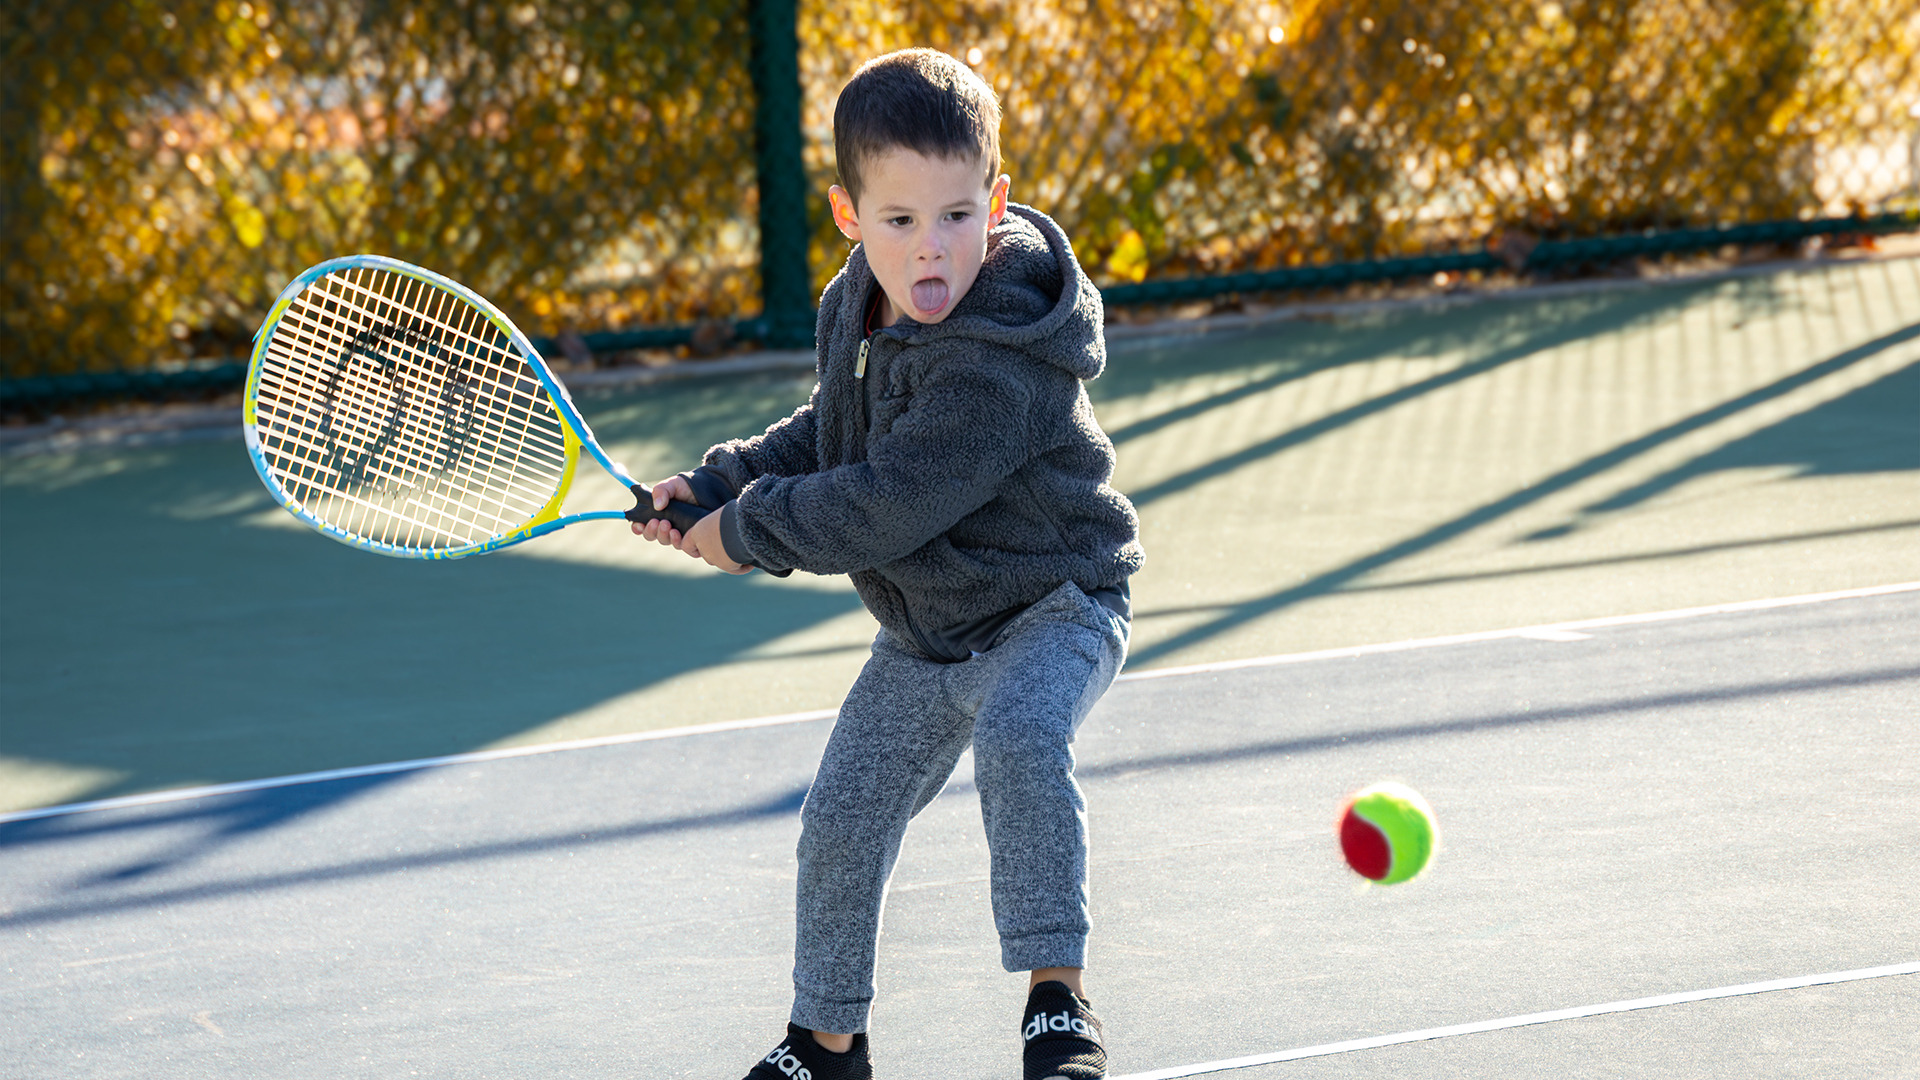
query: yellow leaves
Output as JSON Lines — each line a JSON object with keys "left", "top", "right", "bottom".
{"left": 4, "top": 0, "right": 771, "bottom": 378}
{"left": 7, "top": 0, "right": 1913, "bottom": 383}
{"left": 1106, "top": 229, "right": 1150, "bottom": 282}
{"left": 225, "top": 195, "right": 267, "bottom": 248}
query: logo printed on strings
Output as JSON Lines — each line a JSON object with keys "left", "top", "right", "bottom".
{"left": 319, "top": 319, "right": 487, "bottom": 489}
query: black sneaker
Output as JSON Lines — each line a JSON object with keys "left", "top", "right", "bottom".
{"left": 744, "top": 1023, "right": 872, "bottom": 1080}
{"left": 1022, "top": 981, "right": 1106, "bottom": 1080}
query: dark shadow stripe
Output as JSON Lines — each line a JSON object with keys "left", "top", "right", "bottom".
{"left": 1128, "top": 518, "right": 1920, "bottom": 620}
{"left": 0, "top": 785, "right": 810, "bottom": 930}
{"left": 9, "top": 662, "right": 1913, "bottom": 927}
{"left": 1121, "top": 290, "right": 1712, "bottom": 507}
{"left": 1072, "top": 665, "right": 1919, "bottom": 785}
{"left": 1127, "top": 321, "right": 1920, "bottom": 665}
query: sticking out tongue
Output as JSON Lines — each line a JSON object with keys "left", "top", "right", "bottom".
{"left": 911, "top": 278, "right": 949, "bottom": 315}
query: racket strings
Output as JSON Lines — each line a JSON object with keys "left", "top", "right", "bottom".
{"left": 253, "top": 266, "right": 571, "bottom": 551}
{"left": 280, "top": 268, "right": 567, "bottom": 542}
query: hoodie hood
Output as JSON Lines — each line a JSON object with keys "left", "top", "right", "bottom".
{"left": 829, "top": 203, "right": 1107, "bottom": 381}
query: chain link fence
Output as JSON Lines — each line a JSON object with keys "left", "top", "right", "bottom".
{"left": 876, "top": 0, "right": 1920, "bottom": 286}
{"left": 3, "top": 0, "right": 763, "bottom": 396}
{"left": 5, "top": 0, "right": 1918, "bottom": 409}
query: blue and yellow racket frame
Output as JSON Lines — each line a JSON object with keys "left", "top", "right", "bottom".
{"left": 243, "top": 255, "right": 696, "bottom": 559}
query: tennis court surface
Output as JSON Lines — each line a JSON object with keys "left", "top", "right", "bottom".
{"left": 3, "top": 585, "right": 1916, "bottom": 1078}
{"left": 3, "top": 255, "right": 1917, "bottom": 1076}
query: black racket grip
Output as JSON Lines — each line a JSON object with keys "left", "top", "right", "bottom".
{"left": 625, "top": 485, "right": 710, "bottom": 534}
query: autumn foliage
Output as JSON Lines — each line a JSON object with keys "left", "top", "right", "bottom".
{"left": 4, "top": 0, "right": 1915, "bottom": 379}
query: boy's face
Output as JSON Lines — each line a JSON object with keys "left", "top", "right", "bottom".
{"left": 829, "top": 149, "right": 1011, "bottom": 327}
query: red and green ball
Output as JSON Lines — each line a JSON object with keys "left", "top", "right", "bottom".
{"left": 1339, "top": 781, "right": 1437, "bottom": 885}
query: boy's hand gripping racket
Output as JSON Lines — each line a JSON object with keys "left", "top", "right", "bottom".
{"left": 244, "top": 254, "right": 708, "bottom": 558}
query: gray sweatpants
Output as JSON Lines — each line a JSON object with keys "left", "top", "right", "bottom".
{"left": 790, "top": 582, "right": 1130, "bottom": 1034}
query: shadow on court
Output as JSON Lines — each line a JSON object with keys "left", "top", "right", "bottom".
{"left": 0, "top": 279, "right": 1702, "bottom": 812}
{"left": 0, "top": 431, "right": 862, "bottom": 807}
{"left": 0, "top": 778, "right": 813, "bottom": 929}
{"left": 4, "top": 261, "right": 1917, "bottom": 820}
{"left": 6, "top": 655, "right": 1912, "bottom": 932}
{"left": 1578, "top": 351, "right": 1920, "bottom": 515}
{"left": 2, "top": 591, "right": 1914, "bottom": 1078}
{"left": 1, "top": 258, "right": 1918, "bottom": 1077}
{"left": 1091, "top": 264, "right": 1829, "bottom": 434}
{"left": 1107, "top": 280, "right": 1735, "bottom": 508}
{"left": 1114, "top": 306, "right": 1920, "bottom": 667}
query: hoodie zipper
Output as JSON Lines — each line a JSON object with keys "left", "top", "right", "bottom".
{"left": 854, "top": 334, "right": 873, "bottom": 433}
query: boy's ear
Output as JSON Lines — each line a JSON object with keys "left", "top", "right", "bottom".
{"left": 987, "top": 174, "right": 1011, "bottom": 230}
{"left": 828, "top": 185, "right": 861, "bottom": 242}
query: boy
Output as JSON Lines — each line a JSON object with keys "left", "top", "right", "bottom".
{"left": 633, "top": 48, "right": 1142, "bottom": 1080}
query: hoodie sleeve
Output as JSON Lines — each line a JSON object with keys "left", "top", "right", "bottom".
{"left": 728, "top": 350, "right": 1036, "bottom": 575}
{"left": 700, "top": 385, "right": 821, "bottom": 491}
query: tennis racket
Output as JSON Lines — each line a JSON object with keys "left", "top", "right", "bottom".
{"left": 243, "top": 254, "right": 710, "bottom": 559}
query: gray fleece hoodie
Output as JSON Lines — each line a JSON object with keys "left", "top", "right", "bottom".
{"left": 694, "top": 203, "right": 1143, "bottom": 662}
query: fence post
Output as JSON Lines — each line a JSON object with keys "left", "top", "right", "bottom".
{"left": 747, "top": 0, "right": 814, "bottom": 349}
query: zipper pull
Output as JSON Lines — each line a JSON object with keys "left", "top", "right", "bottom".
{"left": 856, "top": 337, "right": 869, "bottom": 379}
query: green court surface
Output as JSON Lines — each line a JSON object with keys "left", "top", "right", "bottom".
{"left": 2, "top": 257, "right": 1916, "bottom": 814}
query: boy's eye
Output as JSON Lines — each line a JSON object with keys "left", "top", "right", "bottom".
{"left": 886, "top": 215, "right": 912, "bottom": 227}
{"left": 946, "top": 211, "right": 971, "bottom": 222}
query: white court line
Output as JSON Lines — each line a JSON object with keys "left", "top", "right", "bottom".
{"left": 1114, "top": 581, "right": 1920, "bottom": 682}
{"left": 0, "top": 709, "right": 837, "bottom": 825}
{"left": 5, "top": 581, "right": 1914, "bottom": 826}
{"left": 1109, "top": 962, "right": 1920, "bottom": 1079}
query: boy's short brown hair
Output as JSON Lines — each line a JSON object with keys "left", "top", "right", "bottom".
{"left": 833, "top": 49, "right": 1002, "bottom": 208}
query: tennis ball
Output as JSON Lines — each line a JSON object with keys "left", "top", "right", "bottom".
{"left": 1338, "top": 781, "right": 1437, "bottom": 885}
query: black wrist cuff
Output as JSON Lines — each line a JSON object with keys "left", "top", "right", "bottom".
{"left": 717, "top": 499, "right": 755, "bottom": 568}
{"left": 679, "top": 465, "right": 740, "bottom": 510}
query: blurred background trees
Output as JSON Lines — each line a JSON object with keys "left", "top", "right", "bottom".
{"left": 4, "top": 0, "right": 757, "bottom": 379}
{"left": 5, "top": 0, "right": 1917, "bottom": 380}
{"left": 885, "top": 0, "right": 1917, "bottom": 281}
